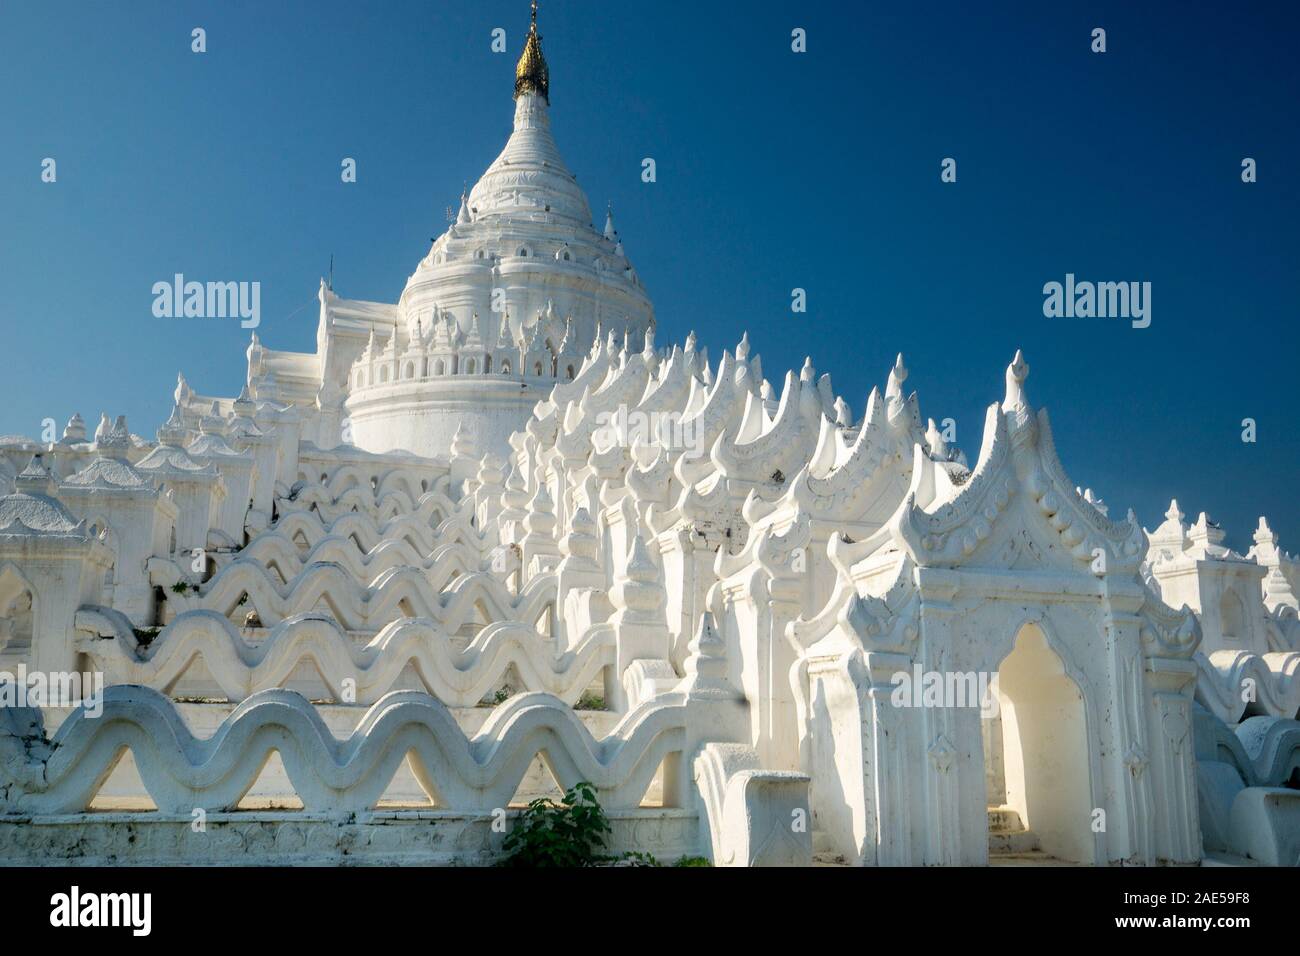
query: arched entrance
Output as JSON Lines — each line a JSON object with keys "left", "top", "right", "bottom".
{"left": 987, "top": 621, "right": 1095, "bottom": 863}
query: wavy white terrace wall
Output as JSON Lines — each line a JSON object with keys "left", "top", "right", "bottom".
{"left": 74, "top": 612, "right": 612, "bottom": 708}
{"left": 4, "top": 687, "right": 691, "bottom": 817}
{"left": 39, "top": 702, "right": 655, "bottom": 810}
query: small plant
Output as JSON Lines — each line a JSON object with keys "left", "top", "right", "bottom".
{"left": 492, "top": 685, "right": 513, "bottom": 705}
{"left": 575, "top": 692, "right": 606, "bottom": 711}
{"left": 169, "top": 582, "right": 188, "bottom": 595}
{"left": 132, "top": 627, "right": 161, "bottom": 647}
{"left": 673, "top": 855, "right": 711, "bottom": 867}
{"left": 501, "top": 781, "right": 613, "bottom": 867}
{"left": 499, "top": 781, "right": 664, "bottom": 867}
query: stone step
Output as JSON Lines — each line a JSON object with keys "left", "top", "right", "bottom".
{"left": 987, "top": 805, "right": 1023, "bottom": 833}
{"left": 987, "top": 805, "right": 1040, "bottom": 854}
{"left": 800, "top": 824, "right": 1057, "bottom": 865}
{"left": 989, "top": 849, "right": 1074, "bottom": 867}
{"left": 988, "top": 828, "right": 1040, "bottom": 854}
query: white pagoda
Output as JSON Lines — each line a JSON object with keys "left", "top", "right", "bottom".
{"left": 179, "top": 5, "right": 652, "bottom": 461}
{"left": 0, "top": 5, "right": 1296, "bottom": 869}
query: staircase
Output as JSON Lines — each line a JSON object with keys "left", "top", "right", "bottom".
{"left": 988, "top": 805, "right": 1069, "bottom": 865}
{"left": 809, "top": 810, "right": 1063, "bottom": 866}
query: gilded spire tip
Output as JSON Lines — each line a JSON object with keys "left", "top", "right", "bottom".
{"left": 515, "top": 1, "right": 549, "bottom": 103}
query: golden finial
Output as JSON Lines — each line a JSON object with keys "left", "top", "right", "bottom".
{"left": 515, "top": 1, "right": 549, "bottom": 102}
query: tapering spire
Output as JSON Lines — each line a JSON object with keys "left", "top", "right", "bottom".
{"left": 514, "top": 1, "right": 549, "bottom": 103}
{"left": 1001, "top": 349, "right": 1029, "bottom": 413}
{"left": 885, "top": 353, "right": 907, "bottom": 401}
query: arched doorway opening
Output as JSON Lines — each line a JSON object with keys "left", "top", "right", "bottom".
{"left": 986, "top": 621, "right": 1095, "bottom": 863}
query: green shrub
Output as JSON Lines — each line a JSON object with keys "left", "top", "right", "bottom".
{"left": 501, "top": 781, "right": 612, "bottom": 867}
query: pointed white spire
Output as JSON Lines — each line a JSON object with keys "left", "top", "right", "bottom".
{"left": 816, "top": 373, "right": 835, "bottom": 415}
{"left": 603, "top": 203, "right": 617, "bottom": 241}
{"left": 466, "top": 312, "right": 484, "bottom": 347}
{"left": 496, "top": 312, "right": 515, "bottom": 351}
{"left": 626, "top": 532, "right": 657, "bottom": 581}
{"left": 833, "top": 396, "right": 852, "bottom": 427}
{"left": 681, "top": 612, "right": 734, "bottom": 699}
{"left": 1001, "top": 350, "right": 1029, "bottom": 412}
{"left": 1254, "top": 516, "right": 1277, "bottom": 548}
{"left": 157, "top": 404, "right": 187, "bottom": 446}
{"left": 62, "top": 412, "right": 87, "bottom": 443}
{"left": 926, "top": 418, "right": 949, "bottom": 459}
{"left": 15, "top": 453, "right": 57, "bottom": 496}
{"left": 885, "top": 353, "right": 907, "bottom": 402}
{"left": 450, "top": 421, "right": 479, "bottom": 460}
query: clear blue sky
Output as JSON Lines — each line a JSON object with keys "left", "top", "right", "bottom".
{"left": 1, "top": 1, "right": 1296, "bottom": 549}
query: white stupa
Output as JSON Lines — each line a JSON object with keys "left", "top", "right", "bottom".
{"left": 191, "top": 5, "right": 653, "bottom": 460}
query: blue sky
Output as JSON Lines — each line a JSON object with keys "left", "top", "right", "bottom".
{"left": 1, "top": 1, "right": 1296, "bottom": 549}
